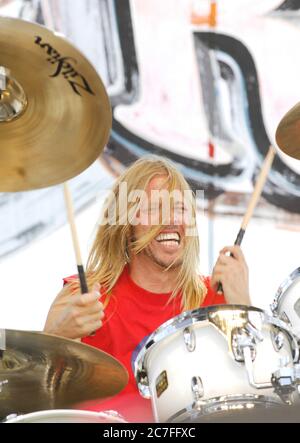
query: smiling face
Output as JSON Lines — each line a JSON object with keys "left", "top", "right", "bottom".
{"left": 130, "top": 175, "right": 188, "bottom": 270}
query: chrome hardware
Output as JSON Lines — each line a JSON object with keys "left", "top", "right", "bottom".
{"left": 191, "top": 376, "right": 204, "bottom": 402}
{"left": 245, "top": 323, "right": 264, "bottom": 342}
{"left": 136, "top": 369, "right": 150, "bottom": 399}
{"left": 183, "top": 327, "right": 196, "bottom": 352}
{"left": 281, "top": 312, "right": 292, "bottom": 327}
{"left": 0, "top": 66, "right": 27, "bottom": 122}
{"left": 231, "top": 328, "right": 257, "bottom": 363}
{"left": 243, "top": 347, "right": 273, "bottom": 390}
{"left": 272, "top": 367, "right": 296, "bottom": 391}
{"left": 271, "top": 328, "right": 285, "bottom": 352}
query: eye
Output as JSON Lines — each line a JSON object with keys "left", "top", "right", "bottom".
{"left": 174, "top": 205, "right": 186, "bottom": 213}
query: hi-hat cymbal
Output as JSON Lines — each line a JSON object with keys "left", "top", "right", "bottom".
{"left": 0, "top": 329, "right": 128, "bottom": 419}
{"left": 0, "top": 17, "right": 112, "bottom": 191}
{"left": 276, "top": 102, "right": 300, "bottom": 160}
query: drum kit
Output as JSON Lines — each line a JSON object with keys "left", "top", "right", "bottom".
{"left": 132, "top": 100, "right": 300, "bottom": 423}
{"left": 0, "top": 15, "right": 300, "bottom": 423}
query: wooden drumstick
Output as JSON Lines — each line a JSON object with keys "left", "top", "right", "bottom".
{"left": 63, "top": 182, "right": 88, "bottom": 294}
{"left": 217, "top": 145, "right": 276, "bottom": 293}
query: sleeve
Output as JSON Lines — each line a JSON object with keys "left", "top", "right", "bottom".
{"left": 63, "top": 274, "right": 78, "bottom": 287}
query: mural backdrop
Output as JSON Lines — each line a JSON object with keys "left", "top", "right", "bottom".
{"left": 0, "top": 0, "right": 299, "bottom": 330}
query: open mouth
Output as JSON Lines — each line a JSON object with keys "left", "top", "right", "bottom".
{"left": 155, "top": 232, "right": 181, "bottom": 246}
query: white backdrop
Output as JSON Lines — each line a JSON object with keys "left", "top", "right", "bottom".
{"left": 0, "top": 166, "right": 299, "bottom": 331}
{"left": 0, "top": 0, "right": 299, "bottom": 332}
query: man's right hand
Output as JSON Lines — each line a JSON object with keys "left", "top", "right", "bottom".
{"left": 43, "top": 283, "right": 104, "bottom": 339}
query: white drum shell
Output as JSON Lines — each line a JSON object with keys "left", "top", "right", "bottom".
{"left": 272, "top": 269, "right": 300, "bottom": 339}
{"left": 139, "top": 314, "right": 296, "bottom": 423}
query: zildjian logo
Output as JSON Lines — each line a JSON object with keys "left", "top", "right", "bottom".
{"left": 34, "top": 35, "right": 95, "bottom": 97}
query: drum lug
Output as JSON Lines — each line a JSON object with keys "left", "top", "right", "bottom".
{"left": 191, "top": 376, "right": 204, "bottom": 402}
{"left": 183, "top": 327, "right": 196, "bottom": 352}
{"left": 136, "top": 369, "right": 151, "bottom": 399}
{"left": 232, "top": 329, "right": 274, "bottom": 390}
{"left": 271, "top": 328, "right": 285, "bottom": 352}
{"left": 231, "top": 328, "right": 257, "bottom": 363}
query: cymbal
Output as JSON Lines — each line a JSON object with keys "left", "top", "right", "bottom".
{"left": 0, "top": 17, "right": 112, "bottom": 191}
{"left": 276, "top": 102, "right": 300, "bottom": 160}
{"left": 0, "top": 329, "right": 128, "bottom": 419}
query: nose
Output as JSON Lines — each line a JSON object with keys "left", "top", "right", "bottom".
{"left": 171, "top": 208, "right": 184, "bottom": 226}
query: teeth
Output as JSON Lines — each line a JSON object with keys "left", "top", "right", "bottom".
{"left": 155, "top": 233, "right": 180, "bottom": 242}
{"left": 159, "top": 240, "right": 179, "bottom": 247}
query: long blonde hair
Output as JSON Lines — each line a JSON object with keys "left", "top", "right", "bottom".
{"left": 68, "top": 156, "right": 207, "bottom": 311}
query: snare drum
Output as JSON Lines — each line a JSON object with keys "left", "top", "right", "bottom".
{"left": 271, "top": 268, "right": 300, "bottom": 338}
{"left": 133, "top": 305, "right": 300, "bottom": 423}
{"left": 5, "top": 409, "right": 127, "bottom": 423}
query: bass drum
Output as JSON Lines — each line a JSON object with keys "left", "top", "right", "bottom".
{"left": 5, "top": 409, "right": 127, "bottom": 423}
{"left": 271, "top": 268, "right": 300, "bottom": 339}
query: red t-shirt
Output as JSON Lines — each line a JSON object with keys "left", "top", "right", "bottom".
{"left": 67, "top": 266, "right": 226, "bottom": 422}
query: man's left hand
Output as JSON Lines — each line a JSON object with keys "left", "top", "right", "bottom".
{"left": 211, "top": 245, "right": 251, "bottom": 305}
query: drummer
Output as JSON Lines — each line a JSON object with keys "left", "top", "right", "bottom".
{"left": 44, "top": 155, "right": 251, "bottom": 422}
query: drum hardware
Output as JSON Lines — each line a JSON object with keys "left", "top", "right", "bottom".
{"left": 135, "top": 369, "right": 150, "bottom": 399}
{"left": 191, "top": 376, "right": 204, "bottom": 403}
{"left": 271, "top": 327, "right": 285, "bottom": 352}
{"left": 0, "top": 66, "right": 27, "bottom": 122}
{"left": 243, "top": 346, "right": 273, "bottom": 390}
{"left": 231, "top": 327, "right": 257, "bottom": 363}
{"left": 183, "top": 327, "right": 196, "bottom": 352}
{"left": 272, "top": 367, "right": 296, "bottom": 391}
{"left": 134, "top": 305, "right": 300, "bottom": 423}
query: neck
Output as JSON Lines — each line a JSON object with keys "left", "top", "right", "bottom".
{"left": 129, "top": 255, "right": 179, "bottom": 294}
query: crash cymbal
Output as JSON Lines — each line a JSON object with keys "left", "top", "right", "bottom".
{"left": 0, "top": 17, "right": 112, "bottom": 191}
{"left": 276, "top": 102, "right": 300, "bottom": 160}
{"left": 0, "top": 329, "right": 128, "bottom": 419}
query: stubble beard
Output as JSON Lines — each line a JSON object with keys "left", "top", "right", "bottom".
{"left": 143, "top": 244, "right": 183, "bottom": 270}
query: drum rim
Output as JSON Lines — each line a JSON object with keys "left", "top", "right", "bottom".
{"left": 167, "top": 394, "right": 285, "bottom": 423}
{"left": 5, "top": 409, "right": 126, "bottom": 423}
{"left": 136, "top": 305, "right": 262, "bottom": 360}
{"left": 271, "top": 267, "right": 300, "bottom": 313}
{"left": 133, "top": 305, "right": 298, "bottom": 396}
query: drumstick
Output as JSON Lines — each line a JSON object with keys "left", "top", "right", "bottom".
{"left": 217, "top": 145, "right": 276, "bottom": 293}
{"left": 63, "top": 182, "right": 88, "bottom": 294}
